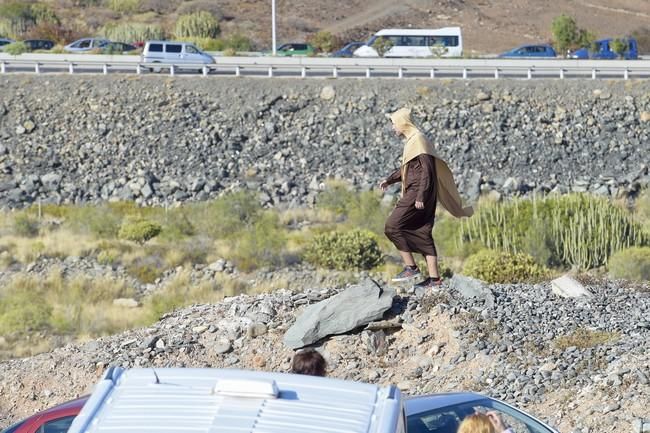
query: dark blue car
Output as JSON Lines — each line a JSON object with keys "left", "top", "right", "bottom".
{"left": 571, "top": 38, "right": 638, "bottom": 59}
{"left": 498, "top": 44, "right": 556, "bottom": 58}
{"left": 331, "top": 42, "right": 365, "bottom": 57}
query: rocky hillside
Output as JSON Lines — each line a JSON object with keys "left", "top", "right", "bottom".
{"left": 0, "top": 76, "right": 649, "bottom": 209}
{"left": 0, "top": 276, "right": 648, "bottom": 433}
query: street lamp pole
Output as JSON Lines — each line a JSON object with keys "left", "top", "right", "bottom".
{"left": 271, "top": 0, "right": 277, "bottom": 55}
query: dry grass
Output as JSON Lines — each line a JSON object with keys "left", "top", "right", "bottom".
{"left": 0, "top": 231, "right": 98, "bottom": 264}
{"left": 554, "top": 328, "right": 619, "bottom": 350}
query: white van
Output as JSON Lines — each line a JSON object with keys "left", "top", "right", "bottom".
{"left": 67, "top": 367, "right": 406, "bottom": 433}
{"left": 142, "top": 40, "right": 215, "bottom": 70}
{"left": 354, "top": 27, "right": 463, "bottom": 58}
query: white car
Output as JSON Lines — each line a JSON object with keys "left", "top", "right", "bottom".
{"left": 406, "top": 392, "right": 560, "bottom": 433}
{"left": 64, "top": 38, "right": 110, "bottom": 52}
{"left": 68, "top": 367, "right": 406, "bottom": 433}
{"left": 142, "top": 40, "right": 215, "bottom": 72}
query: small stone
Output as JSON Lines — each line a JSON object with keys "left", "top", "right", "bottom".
{"left": 640, "top": 112, "right": 650, "bottom": 122}
{"left": 252, "top": 354, "right": 266, "bottom": 368}
{"left": 320, "top": 85, "right": 336, "bottom": 101}
{"left": 113, "top": 298, "right": 140, "bottom": 308}
{"left": 212, "top": 339, "right": 232, "bottom": 355}
{"left": 246, "top": 323, "right": 268, "bottom": 338}
{"left": 477, "top": 91, "right": 491, "bottom": 101}
{"left": 192, "top": 325, "right": 208, "bottom": 334}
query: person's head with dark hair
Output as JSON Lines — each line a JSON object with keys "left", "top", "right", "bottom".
{"left": 291, "top": 349, "right": 327, "bottom": 377}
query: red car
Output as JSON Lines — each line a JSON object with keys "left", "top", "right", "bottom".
{"left": 1, "top": 396, "right": 88, "bottom": 433}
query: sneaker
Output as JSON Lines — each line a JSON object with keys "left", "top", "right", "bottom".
{"left": 413, "top": 277, "right": 443, "bottom": 289}
{"left": 392, "top": 266, "right": 421, "bottom": 282}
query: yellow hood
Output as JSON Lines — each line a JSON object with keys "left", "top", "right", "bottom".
{"left": 390, "top": 108, "right": 473, "bottom": 219}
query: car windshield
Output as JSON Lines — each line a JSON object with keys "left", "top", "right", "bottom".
{"left": 407, "top": 398, "right": 554, "bottom": 433}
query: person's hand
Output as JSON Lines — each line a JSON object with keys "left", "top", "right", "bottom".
{"left": 379, "top": 180, "right": 388, "bottom": 192}
{"left": 487, "top": 411, "right": 508, "bottom": 433}
{"left": 415, "top": 200, "right": 424, "bottom": 209}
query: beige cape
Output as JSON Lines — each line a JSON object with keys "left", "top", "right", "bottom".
{"left": 390, "top": 108, "right": 473, "bottom": 218}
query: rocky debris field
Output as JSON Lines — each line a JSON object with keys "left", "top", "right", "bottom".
{"left": 0, "top": 274, "right": 647, "bottom": 433}
{"left": 0, "top": 77, "right": 648, "bottom": 209}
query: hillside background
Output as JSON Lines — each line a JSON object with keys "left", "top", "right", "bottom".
{"left": 0, "top": 0, "right": 649, "bottom": 53}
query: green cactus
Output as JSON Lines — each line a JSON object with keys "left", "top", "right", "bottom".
{"left": 174, "top": 11, "right": 219, "bottom": 39}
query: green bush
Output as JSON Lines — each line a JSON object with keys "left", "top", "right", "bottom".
{"left": 99, "top": 22, "right": 164, "bottom": 42}
{"left": 65, "top": 205, "right": 122, "bottom": 239}
{"left": 13, "top": 214, "right": 39, "bottom": 237}
{"left": 551, "top": 14, "right": 578, "bottom": 54}
{"left": 317, "top": 182, "right": 357, "bottom": 215}
{"left": 118, "top": 219, "right": 162, "bottom": 244}
{"left": 608, "top": 247, "right": 650, "bottom": 282}
{"left": 0, "top": 280, "right": 52, "bottom": 334}
{"left": 460, "top": 194, "right": 647, "bottom": 270}
{"left": 223, "top": 33, "right": 253, "bottom": 51}
{"left": 308, "top": 30, "right": 340, "bottom": 53}
{"left": 551, "top": 14, "right": 594, "bottom": 54}
{"left": 229, "top": 212, "right": 286, "bottom": 271}
{"left": 462, "top": 250, "right": 549, "bottom": 283}
{"left": 126, "top": 260, "right": 163, "bottom": 284}
{"left": 189, "top": 191, "right": 261, "bottom": 239}
{"left": 175, "top": 36, "right": 222, "bottom": 51}
{"left": 3, "top": 41, "right": 28, "bottom": 55}
{"left": 174, "top": 11, "right": 219, "bottom": 39}
{"left": 106, "top": 0, "right": 141, "bottom": 14}
{"left": 305, "top": 229, "right": 384, "bottom": 270}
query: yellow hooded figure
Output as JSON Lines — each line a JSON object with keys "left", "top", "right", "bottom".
{"left": 390, "top": 107, "right": 473, "bottom": 218}
{"left": 382, "top": 107, "right": 473, "bottom": 289}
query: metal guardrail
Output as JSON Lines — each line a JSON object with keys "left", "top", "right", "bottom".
{"left": 0, "top": 54, "right": 649, "bottom": 79}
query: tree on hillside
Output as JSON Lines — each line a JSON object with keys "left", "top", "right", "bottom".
{"left": 551, "top": 14, "right": 578, "bottom": 55}
{"left": 552, "top": 14, "right": 596, "bottom": 56}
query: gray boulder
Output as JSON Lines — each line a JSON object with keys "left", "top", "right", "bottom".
{"left": 283, "top": 279, "right": 395, "bottom": 349}
{"left": 449, "top": 274, "right": 495, "bottom": 308}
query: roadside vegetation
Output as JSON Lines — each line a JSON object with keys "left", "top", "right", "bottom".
{"left": 0, "top": 0, "right": 254, "bottom": 52}
{"left": 1, "top": 185, "right": 648, "bottom": 358}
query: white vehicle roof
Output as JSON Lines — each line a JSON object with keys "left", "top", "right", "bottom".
{"left": 375, "top": 27, "right": 461, "bottom": 36}
{"left": 68, "top": 367, "right": 403, "bottom": 433}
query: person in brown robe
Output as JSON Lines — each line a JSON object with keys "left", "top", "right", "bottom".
{"left": 380, "top": 108, "right": 473, "bottom": 289}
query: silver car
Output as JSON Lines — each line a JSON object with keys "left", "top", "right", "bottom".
{"left": 64, "top": 38, "right": 110, "bottom": 52}
{"left": 405, "top": 392, "right": 560, "bottom": 433}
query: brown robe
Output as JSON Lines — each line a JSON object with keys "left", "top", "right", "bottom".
{"left": 384, "top": 154, "right": 438, "bottom": 256}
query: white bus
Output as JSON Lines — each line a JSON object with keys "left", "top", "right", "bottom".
{"left": 353, "top": 27, "right": 463, "bottom": 58}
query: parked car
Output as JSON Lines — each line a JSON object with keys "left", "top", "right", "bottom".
{"left": 64, "top": 38, "right": 110, "bottom": 52}
{"left": 498, "top": 44, "right": 556, "bottom": 58}
{"left": 101, "top": 41, "right": 137, "bottom": 54}
{"left": 23, "top": 39, "right": 55, "bottom": 51}
{"left": 331, "top": 41, "right": 365, "bottom": 57}
{"left": 405, "top": 392, "right": 560, "bottom": 433}
{"left": 1, "top": 396, "right": 88, "bottom": 433}
{"left": 68, "top": 367, "right": 405, "bottom": 433}
{"left": 0, "top": 38, "right": 15, "bottom": 50}
{"left": 142, "top": 40, "right": 215, "bottom": 72}
{"left": 571, "top": 37, "right": 638, "bottom": 59}
{"left": 275, "top": 43, "right": 315, "bottom": 56}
